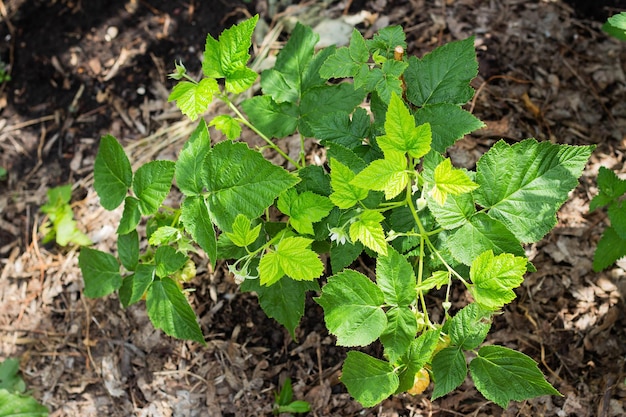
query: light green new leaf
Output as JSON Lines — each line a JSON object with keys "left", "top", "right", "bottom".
{"left": 202, "top": 15, "right": 258, "bottom": 79}
{"left": 431, "top": 346, "right": 467, "bottom": 400}
{"left": 380, "top": 307, "right": 418, "bottom": 364}
{"left": 427, "top": 192, "right": 475, "bottom": 230}
{"left": 262, "top": 23, "right": 319, "bottom": 103}
{"left": 416, "top": 270, "right": 450, "bottom": 293}
{"left": 603, "top": 12, "right": 626, "bottom": 41}
{"left": 146, "top": 277, "right": 205, "bottom": 344}
{"left": 181, "top": 196, "right": 217, "bottom": 267}
{"left": 475, "top": 139, "right": 594, "bottom": 243}
{"left": 119, "top": 264, "right": 156, "bottom": 307}
{"left": 94, "top": 134, "right": 132, "bottom": 210}
{"left": 203, "top": 141, "right": 299, "bottom": 231}
{"left": 593, "top": 226, "right": 626, "bottom": 272}
{"left": 117, "top": 196, "right": 141, "bottom": 235}
{"left": 405, "top": 36, "right": 477, "bottom": 107}
{"left": 168, "top": 78, "right": 219, "bottom": 121}
{"left": 0, "top": 389, "right": 48, "bottom": 417}
{"left": 259, "top": 237, "right": 323, "bottom": 286}
{"left": 133, "top": 160, "right": 175, "bottom": 215}
{"left": 225, "top": 214, "right": 261, "bottom": 247}
{"left": 330, "top": 158, "right": 369, "bottom": 209}
{"left": 414, "top": 104, "right": 485, "bottom": 153}
{"left": 396, "top": 329, "right": 440, "bottom": 393}
{"left": 208, "top": 115, "right": 241, "bottom": 140}
{"left": 448, "top": 303, "right": 491, "bottom": 350}
{"left": 378, "top": 93, "right": 432, "bottom": 159}
{"left": 79, "top": 247, "right": 122, "bottom": 298}
{"left": 148, "top": 226, "right": 180, "bottom": 246}
{"left": 447, "top": 213, "right": 525, "bottom": 266}
{"left": 176, "top": 120, "right": 210, "bottom": 196}
{"left": 241, "top": 96, "right": 299, "bottom": 138}
{"left": 118, "top": 230, "right": 139, "bottom": 271}
{"left": 341, "top": 351, "right": 399, "bottom": 408}
{"left": 376, "top": 246, "right": 416, "bottom": 306}
{"left": 241, "top": 277, "right": 319, "bottom": 340}
{"left": 470, "top": 345, "right": 561, "bottom": 408}
{"left": 351, "top": 153, "right": 409, "bottom": 200}
{"left": 225, "top": 66, "right": 257, "bottom": 94}
{"left": 429, "top": 158, "right": 478, "bottom": 206}
{"left": 277, "top": 189, "right": 334, "bottom": 235}
{"left": 349, "top": 209, "right": 388, "bottom": 256}
{"left": 315, "top": 269, "right": 386, "bottom": 346}
{"left": 469, "top": 250, "right": 527, "bottom": 310}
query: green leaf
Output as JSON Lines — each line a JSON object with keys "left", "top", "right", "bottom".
{"left": 155, "top": 246, "right": 188, "bottom": 278}
{"left": 351, "top": 153, "right": 409, "bottom": 200}
{"left": 181, "top": 196, "right": 217, "bottom": 267}
{"left": 299, "top": 84, "right": 366, "bottom": 137}
{"left": 203, "top": 141, "right": 299, "bottom": 231}
{"left": 349, "top": 209, "right": 388, "bottom": 256}
{"left": 310, "top": 108, "right": 370, "bottom": 149}
{"left": 241, "top": 96, "right": 299, "bottom": 138}
{"left": 427, "top": 192, "right": 475, "bottom": 230}
{"left": 405, "top": 37, "right": 477, "bottom": 107}
{"left": 241, "top": 277, "right": 319, "bottom": 340}
{"left": 380, "top": 307, "right": 418, "bottom": 364}
{"left": 429, "top": 158, "right": 478, "bottom": 206}
{"left": 431, "top": 346, "right": 467, "bottom": 400}
{"left": 416, "top": 270, "right": 450, "bottom": 293}
{"left": 349, "top": 28, "right": 369, "bottom": 63}
{"left": 168, "top": 78, "right": 219, "bottom": 121}
{"left": 94, "top": 135, "right": 132, "bottom": 210}
{"left": 176, "top": 119, "right": 210, "bottom": 196}
{"left": 146, "top": 277, "right": 205, "bottom": 344}
{"left": 259, "top": 236, "right": 323, "bottom": 286}
{"left": 225, "top": 214, "right": 261, "bottom": 247}
{"left": 608, "top": 200, "right": 626, "bottom": 239}
{"left": 133, "top": 160, "right": 176, "bottom": 215}
{"left": 118, "top": 230, "right": 139, "bottom": 271}
{"left": 447, "top": 212, "right": 525, "bottom": 266}
{"left": 330, "top": 240, "right": 363, "bottom": 273}
{"left": 202, "top": 15, "right": 258, "bottom": 91}
{"left": 261, "top": 23, "right": 319, "bottom": 103}
{"left": 377, "top": 93, "right": 432, "bottom": 159}
{"left": 591, "top": 166, "right": 626, "bottom": 210}
{"left": 319, "top": 47, "right": 359, "bottom": 79}
{"left": 414, "top": 104, "right": 485, "bottom": 153}
{"left": 376, "top": 246, "right": 416, "bottom": 306}
{"left": 330, "top": 158, "right": 369, "bottom": 209}
{"left": 603, "top": 12, "right": 626, "bottom": 41}
{"left": 79, "top": 247, "right": 122, "bottom": 298}
{"left": 326, "top": 142, "right": 368, "bottom": 172}
{"left": 469, "top": 250, "right": 527, "bottom": 310}
{"left": 593, "top": 226, "right": 626, "bottom": 271}
{"left": 148, "top": 226, "right": 180, "bottom": 246}
{"left": 277, "top": 189, "right": 334, "bottom": 235}
{"left": 296, "top": 165, "right": 331, "bottom": 196}
{"left": 208, "top": 115, "right": 241, "bottom": 140}
{"left": 470, "top": 345, "right": 561, "bottom": 408}
{"left": 0, "top": 358, "right": 25, "bottom": 393}
{"left": 448, "top": 303, "right": 491, "bottom": 349}
{"left": 366, "top": 25, "right": 406, "bottom": 59}
{"left": 120, "top": 264, "right": 156, "bottom": 307}
{"left": 315, "top": 269, "right": 386, "bottom": 346}
{"left": 0, "top": 389, "right": 48, "bottom": 417}
{"left": 474, "top": 139, "right": 594, "bottom": 243}
{"left": 396, "top": 329, "right": 440, "bottom": 393}
{"left": 117, "top": 196, "right": 141, "bottom": 235}
{"left": 341, "top": 351, "right": 399, "bottom": 408}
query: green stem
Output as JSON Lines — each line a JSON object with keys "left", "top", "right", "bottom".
{"left": 222, "top": 97, "right": 301, "bottom": 168}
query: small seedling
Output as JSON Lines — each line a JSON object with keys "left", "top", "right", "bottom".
{"left": 40, "top": 184, "right": 92, "bottom": 247}
{"left": 0, "top": 358, "right": 48, "bottom": 416}
{"left": 273, "top": 378, "right": 310, "bottom": 416}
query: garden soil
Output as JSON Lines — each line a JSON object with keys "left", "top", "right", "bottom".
{"left": 1, "top": 0, "right": 626, "bottom": 416}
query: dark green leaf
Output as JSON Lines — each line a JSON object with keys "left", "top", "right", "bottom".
{"left": 118, "top": 230, "right": 139, "bottom": 271}
{"left": 79, "top": 247, "right": 122, "bottom": 298}
{"left": 431, "top": 346, "right": 467, "bottom": 400}
{"left": 181, "top": 196, "right": 217, "bottom": 268}
{"left": 117, "top": 196, "right": 141, "bottom": 235}
{"left": 94, "top": 135, "right": 132, "bottom": 210}
{"left": 155, "top": 246, "right": 188, "bottom": 278}
{"left": 341, "top": 351, "right": 399, "bottom": 408}
{"left": 593, "top": 226, "right": 626, "bottom": 271}
{"left": 176, "top": 119, "right": 210, "bottom": 196}
{"left": 133, "top": 161, "right": 175, "bottom": 215}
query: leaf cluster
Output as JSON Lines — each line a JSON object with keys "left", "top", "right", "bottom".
{"left": 0, "top": 358, "right": 48, "bottom": 417}
{"left": 40, "top": 184, "right": 92, "bottom": 247}
{"left": 79, "top": 15, "right": 595, "bottom": 410}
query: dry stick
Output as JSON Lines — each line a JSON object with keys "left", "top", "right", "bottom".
{"left": 0, "top": 114, "right": 56, "bottom": 134}
{"left": 469, "top": 74, "right": 531, "bottom": 114}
